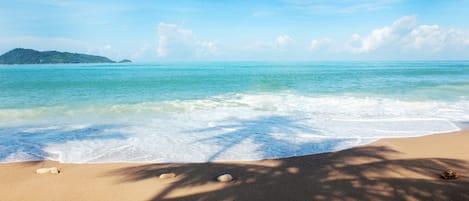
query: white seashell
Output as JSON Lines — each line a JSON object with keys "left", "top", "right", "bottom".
{"left": 36, "top": 168, "right": 51, "bottom": 174}
{"left": 36, "top": 167, "right": 60, "bottom": 174}
{"left": 159, "top": 173, "right": 176, "bottom": 179}
{"left": 217, "top": 174, "right": 233, "bottom": 182}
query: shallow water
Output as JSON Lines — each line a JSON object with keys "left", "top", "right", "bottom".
{"left": 0, "top": 61, "right": 468, "bottom": 163}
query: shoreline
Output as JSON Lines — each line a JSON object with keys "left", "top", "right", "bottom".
{"left": 1, "top": 130, "right": 468, "bottom": 201}
{"left": 1, "top": 125, "right": 463, "bottom": 165}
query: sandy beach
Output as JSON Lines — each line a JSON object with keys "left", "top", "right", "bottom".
{"left": 2, "top": 1, "right": 469, "bottom": 200}
{"left": 0, "top": 130, "right": 468, "bottom": 201}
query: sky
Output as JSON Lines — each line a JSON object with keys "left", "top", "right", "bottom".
{"left": 1, "top": 0, "right": 469, "bottom": 61}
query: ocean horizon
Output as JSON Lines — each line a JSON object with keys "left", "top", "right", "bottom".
{"left": 1, "top": 61, "right": 468, "bottom": 163}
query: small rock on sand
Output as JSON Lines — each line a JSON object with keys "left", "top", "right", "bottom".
{"left": 441, "top": 169, "right": 458, "bottom": 180}
{"left": 159, "top": 173, "right": 176, "bottom": 179}
{"left": 36, "top": 167, "right": 60, "bottom": 174}
{"left": 217, "top": 174, "right": 233, "bottom": 182}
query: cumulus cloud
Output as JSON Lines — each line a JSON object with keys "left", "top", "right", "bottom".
{"left": 402, "top": 25, "right": 467, "bottom": 52}
{"left": 157, "top": 23, "right": 195, "bottom": 57}
{"left": 244, "top": 35, "right": 295, "bottom": 52}
{"left": 346, "top": 15, "right": 416, "bottom": 53}
{"left": 276, "top": 35, "right": 293, "bottom": 46}
{"left": 346, "top": 15, "right": 469, "bottom": 55}
{"left": 309, "top": 38, "right": 332, "bottom": 51}
{"left": 196, "top": 41, "right": 219, "bottom": 56}
{"left": 156, "top": 23, "right": 218, "bottom": 59}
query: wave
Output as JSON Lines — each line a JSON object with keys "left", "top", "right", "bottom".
{"left": 0, "top": 92, "right": 467, "bottom": 163}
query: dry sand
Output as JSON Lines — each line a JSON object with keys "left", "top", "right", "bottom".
{"left": 0, "top": 130, "right": 468, "bottom": 201}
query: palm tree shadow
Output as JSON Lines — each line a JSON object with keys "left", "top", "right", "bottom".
{"left": 190, "top": 115, "right": 360, "bottom": 161}
{"left": 0, "top": 124, "right": 127, "bottom": 161}
{"left": 107, "top": 145, "right": 469, "bottom": 201}
{"left": 105, "top": 115, "right": 469, "bottom": 200}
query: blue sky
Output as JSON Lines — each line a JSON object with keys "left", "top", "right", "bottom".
{"left": 1, "top": 0, "right": 469, "bottom": 61}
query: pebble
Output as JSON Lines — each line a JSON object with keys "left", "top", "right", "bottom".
{"left": 217, "top": 174, "right": 233, "bottom": 182}
{"left": 441, "top": 169, "right": 458, "bottom": 180}
{"left": 36, "top": 167, "right": 60, "bottom": 174}
{"left": 159, "top": 173, "right": 176, "bottom": 179}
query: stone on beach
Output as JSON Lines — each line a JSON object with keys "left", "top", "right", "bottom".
{"left": 36, "top": 167, "right": 60, "bottom": 174}
{"left": 159, "top": 173, "right": 176, "bottom": 179}
{"left": 217, "top": 174, "right": 233, "bottom": 182}
{"left": 441, "top": 169, "right": 458, "bottom": 180}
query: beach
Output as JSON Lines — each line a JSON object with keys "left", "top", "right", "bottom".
{"left": 1, "top": 129, "right": 468, "bottom": 201}
{"left": 3, "top": 1, "right": 469, "bottom": 200}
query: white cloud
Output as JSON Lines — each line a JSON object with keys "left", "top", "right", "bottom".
{"left": 403, "top": 25, "right": 444, "bottom": 51}
{"left": 276, "top": 35, "right": 293, "bottom": 46}
{"left": 157, "top": 23, "right": 195, "bottom": 58}
{"left": 402, "top": 25, "right": 469, "bottom": 52}
{"left": 309, "top": 38, "right": 332, "bottom": 51}
{"left": 244, "top": 35, "right": 294, "bottom": 52}
{"left": 346, "top": 15, "right": 469, "bottom": 55}
{"left": 156, "top": 23, "right": 218, "bottom": 59}
{"left": 196, "top": 41, "right": 219, "bottom": 56}
{"left": 346, "top": 15, "right": 416, "bottom": 53}
{"left": 393, "top": 15, "right": 417, "bottom": 31}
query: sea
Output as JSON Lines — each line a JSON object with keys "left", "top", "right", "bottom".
{"left": 1, "top": 61, "right": 468, "bottom": 163}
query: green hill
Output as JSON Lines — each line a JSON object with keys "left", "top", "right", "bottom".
{"left": 0, "top": 48, "right": 130, "bottom": 64}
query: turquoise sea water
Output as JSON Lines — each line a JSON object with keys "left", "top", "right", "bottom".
{"left": 1, "top": 61, "right": 468, "bottom": 162}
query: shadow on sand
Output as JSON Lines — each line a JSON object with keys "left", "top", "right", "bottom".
{"left": 106, "top": 115, "right": 469, "bottom": 201}
{"left": 108, "top": 145, "right": 469, "bottom": 201}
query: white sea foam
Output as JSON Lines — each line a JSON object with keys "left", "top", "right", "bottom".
{"left": 0, "top": 93, "right": 467, "bottom": 163}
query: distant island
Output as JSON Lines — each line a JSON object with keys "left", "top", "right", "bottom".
{"left": 118, "top": 59, "right": 132, "bottom": 63}
{"left": 0, "top": 48, "right": 131, "bottom": 64}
